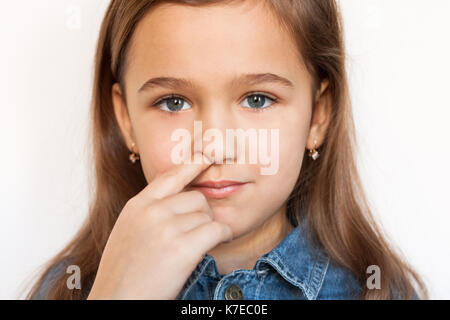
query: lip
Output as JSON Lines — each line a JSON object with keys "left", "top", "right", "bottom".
{"left": 189, "top": 180, "right": 248, "bottom": 199}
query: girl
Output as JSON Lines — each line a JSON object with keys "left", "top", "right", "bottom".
{"left": 28, "top": 0, "right": 427, "bottom": 300}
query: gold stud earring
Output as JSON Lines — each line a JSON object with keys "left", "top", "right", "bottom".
{"left": 129, "top": 142, "right": 140, "bottom": 164}
{"left": 308, "top": 139, "right": 320, "bottom": 161}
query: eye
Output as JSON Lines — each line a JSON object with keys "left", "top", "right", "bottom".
{"left": 241, "top": 93, "right": 278, "bottom": 110}
{"left": 152, "top": 95, "right": 192, "bottom": 112}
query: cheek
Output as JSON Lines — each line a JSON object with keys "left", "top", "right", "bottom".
{"left": 135, "top": 119, "right": 188, "bottom": 182}
{"left": 257, "top": 104, "right": 310, "bottom": 204}
{"left": 278, "top": 114, "right": 309, "bottom": 177}
{"left": 257, "top": 125, "right": 306, "bottom": 208}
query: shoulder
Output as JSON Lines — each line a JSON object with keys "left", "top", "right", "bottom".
{"left": 316, "top": 259, "right": 422, "bottom": 300}
{"left": 316, "top": 258, "right": 362, "bottom": 300}
{"left": 30, "top": 257, "right": 72, "bottom": 300}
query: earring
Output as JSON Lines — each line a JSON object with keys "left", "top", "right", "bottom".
{"left": 308, "top": 140, "right": 320, "bottom": 161}
{"left": 129, "top": 142, "right": 140, "bottom": 164}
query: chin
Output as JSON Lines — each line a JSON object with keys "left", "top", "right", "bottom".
{"left": 211, "top": 208, "right": 254, "bottom": 235}
{"left": 210, "top": 206, "right": 238, "bottom": 222}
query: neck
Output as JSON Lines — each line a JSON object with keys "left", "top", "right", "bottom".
{"left": 207, "top": 204, "right": 294, "bottom": 275}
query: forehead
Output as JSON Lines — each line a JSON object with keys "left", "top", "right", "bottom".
{"left": 125, "top": 1, "right": 308, "bottom": 89}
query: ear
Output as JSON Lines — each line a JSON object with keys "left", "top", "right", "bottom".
{"left": 306, "top": 79, "right": 332, "bottom": 150}
{"left": 112, "top": 83, "right": 137, "bottom": 152}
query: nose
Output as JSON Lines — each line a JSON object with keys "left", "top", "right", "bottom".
{"left": 193, "top": 101, "right": 239, "bottom": 164}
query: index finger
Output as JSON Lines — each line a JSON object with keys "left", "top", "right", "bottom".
{"left": 140, "top": 154, "right": 213, "bottom": 202}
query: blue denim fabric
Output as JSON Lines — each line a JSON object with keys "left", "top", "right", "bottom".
{"left": 176, "top": 221, "right": 362, "bottom": 300}
{"left": 33, "top": 221, "right": 362, "bottom": 300}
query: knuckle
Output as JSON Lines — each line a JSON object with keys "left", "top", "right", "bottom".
{"left": 199, "top": 212, "right": 212, "bottom": 222}
{"left": 192, "top": 192, "right": 210, "bottom": 211}
{"left": 124, "top": 197, "right": 139, "bottom": 211}
{"left": 209, "top": 221, "right": 223, "bottom": 234}
{"left": 189, "top": 190, "right": 207, "bottom": 203}
{"left": 122, "top": 198, "right": 143, "bottom": 220}
{"left": 212, "top": 221, "right": 231, "bottom": 238}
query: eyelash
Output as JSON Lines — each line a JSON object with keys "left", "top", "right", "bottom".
{"left": 151, "top": 92, "right": 280, "bottom": 113}
{"left": 242, "top": 92, "right": 279, "bottom": 112}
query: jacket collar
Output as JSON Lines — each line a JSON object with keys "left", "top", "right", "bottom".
{"left": 255, "top": 220, "right": 330, "bottom": 300}
{"left": 184, "top": 220, "right": 330, "bottom": 300}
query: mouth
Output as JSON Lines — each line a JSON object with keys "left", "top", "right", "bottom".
{"left": 188, "top": 180, "right": 248, "bottom": 199}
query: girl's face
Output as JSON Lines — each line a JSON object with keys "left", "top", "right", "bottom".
{"left": 113, "top": 1, "right": 331, "bottom": 238}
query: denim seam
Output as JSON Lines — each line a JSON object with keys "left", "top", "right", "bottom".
{"left": 181, "top": 256, "right": 214, "bottom": 300}
{"left": 258, "top": 254, "right": 311, "bottom": 299}
{"left": 309, "top": 254, "right": 330, "bottom": 300}
{"left": 255, "top": 269, "right": 269, "bottom": 299}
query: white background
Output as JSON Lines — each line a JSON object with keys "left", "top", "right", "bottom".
{"left": 1, "top": 0, "right": 449, "bottom": 299}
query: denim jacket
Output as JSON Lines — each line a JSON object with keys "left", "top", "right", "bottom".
{"left": 32, "top": 221, "right": 362, "bottom": 300}
{"left": 176, "top": 221, "right": 362, "bottom": 300}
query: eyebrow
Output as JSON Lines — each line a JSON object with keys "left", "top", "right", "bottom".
{"left": 137, "top": 73, "right": 294, "bottom": 93}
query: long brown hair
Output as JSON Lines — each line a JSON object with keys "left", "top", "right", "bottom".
{"left": 27, "top": 0, "right": 428, "bottom": 299}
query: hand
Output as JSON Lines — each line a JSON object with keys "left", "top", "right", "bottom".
{"left": 87, "top": 155, "right": 233, "bottom": 299}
